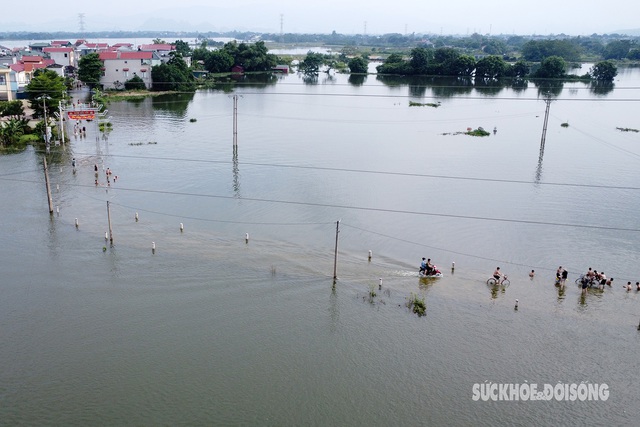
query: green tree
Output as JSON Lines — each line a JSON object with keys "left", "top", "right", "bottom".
{"left": 628, "top": 48, "right": 640, "bottom": 60}
{"left": 151, "top": 52, "right": 195, "bottom": 92}
{"left": 0, "top": 100, "right": 25, "bottom": 118}
{"left": 450, "top": 55, "right": 476, "bottom": 77}
{"left": 299, "top": 51, "right": 325, "bottom": 74}
{"left": 348, "top": 56, "right": 368, "bottom": 74}
{"left": 174, "top": 40, "right": 191, "bottom": 57}
{"left": 482, "top": 39, "right": 507, "bottom": 55}
{"left": 431, "top": 47, "right": 462, "bottom": 75}
{"left": 124, "top": 75, "right": 146, "bottom": 90}
{"left": 409, "top": 47, "right": 433, "bottom": 75}
{"left": 204, "top": 50, "right": 234, "bottom": 73}
{"left": 376, "top": 54, "right": 412, "bottom": 75}
{"left": 78, "top": 53, "right": 103, "bottom": 88}
{"left": 590, "top": 60, "right": 618, "bottom": 82}
{"left": 506, "top": 60, "right": 530, "bottom": 78}
{"left": 475, "top": 56, "right": 508, "bottom": 79}
{"left": 603, "top": 40, "right": 631, "bottom": 60}
{"left": 533, "top": 56, "right": 566, "bottom": 78}
{"left": 191, "top": 46, "right": 210, "bottom": 66}
{"left": 25, "top": 69, "right": 66, "bottom": 118}
{"left": 0, "top": 118, "right": 29, "bottom": 147}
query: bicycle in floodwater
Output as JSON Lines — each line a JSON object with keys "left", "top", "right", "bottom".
{"left": 487, "top": 275, "right": 510, "bottom": 286}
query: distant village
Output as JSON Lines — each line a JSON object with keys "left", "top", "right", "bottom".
{"left": 0, "top": 39, "right": 186, "bottom": 101}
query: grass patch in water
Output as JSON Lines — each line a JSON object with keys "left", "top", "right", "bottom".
{"left": 409, "top": 101, "right": 441, "bottom": 108}
{"left": 407, "top": 293, "right": 426, "bottom": 317}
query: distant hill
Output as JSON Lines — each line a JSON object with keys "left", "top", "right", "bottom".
{"left": 614, "top": 28, "right": 640, "bottom": 36}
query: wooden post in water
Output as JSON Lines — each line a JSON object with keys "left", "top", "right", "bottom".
{"left": 106, "top": 201, "right": 113, "bottom": 246}
{"left": 43, "top": 158, "right": 53, "bottom": 215}
{"left": 540, "top": 96, "right": 552, "bottom": 152}
{"left": 333, "top": 220, "right": 340, "bottom": 280}
{"left": 232, "top": 95, "right": 238, "bottom": 147}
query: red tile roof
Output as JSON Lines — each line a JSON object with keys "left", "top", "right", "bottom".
{"left": 99, "top": 51, "right": 153, "bottom": 61}
{"left": 9, "top": 63, "right": 25, "bottom": 72}
{"left": 43, "top": 47, "right": 73, "bottom": 53}
{"left": 139, "top": 44, "right": 175, "bottom": 51}
{"left": 22, "top": 56, "right": 45, "bottom": 63}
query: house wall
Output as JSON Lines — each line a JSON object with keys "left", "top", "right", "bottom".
{"left": 101, "top": 58, "right": 152, "bottom": 90}
{"left": 0, "top": 68, "right": 16, "bottom": 100}
{"left": 48, "top": 50, "right": 76, "bottom": 67}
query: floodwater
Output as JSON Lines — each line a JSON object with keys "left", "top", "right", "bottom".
{"left": 2, "top": 68, "right": 640, "bottom": 425}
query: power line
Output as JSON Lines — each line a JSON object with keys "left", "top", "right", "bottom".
{"left": 67, "top": 152, "right": 640, "bottom": 191}
{"left": 4, "top": 177, "right": 639, "bottom": 233}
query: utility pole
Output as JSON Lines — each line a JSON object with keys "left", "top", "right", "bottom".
{"left": 107, "top": 201, "right": 113, "bottom": 246}
{"left": 59, "top": 98, "right": 65, "bottom": 144}
{"left": 232, "top": 94, "right": 238, "bottom": 147}
{"left": 333, "top": 220, "right": 340, "bottom": 280}
{"left": 37, "top": 95, "right": 51, "bottom": 149}
{"left": 540, "top": 95, "right": 552, "bottom": 151}
{"left": 536, "top": 95, "right": 553, "bottom": 183}
{"left": 43, "top": 158, "right": 53, "bottom": 215}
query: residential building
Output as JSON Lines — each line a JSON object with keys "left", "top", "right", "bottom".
{"left": 99, "top": 51, "right": 155, "bottom": 90}
{"left": 0, "top": 65, "right": 17, "bottom": 100}
{"left": 43, "top": 47, "right": 76, "bottom": 68}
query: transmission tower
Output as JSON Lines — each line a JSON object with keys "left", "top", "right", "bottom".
{"left": 280, "top": 14, "right": 284, "bottom": 44}
{"left": 78, "top": 13, "right": 86, "bottom": 33}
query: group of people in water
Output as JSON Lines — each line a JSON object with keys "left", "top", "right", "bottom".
{"left": 420, "top": 260, "right": 640, "bottom": 295}
{"left": 93, "top": 164, "right": 117, "bottom": 187}
{"left": 73, "top": 121, "right": 87, "bottom": 138}
{"left": 419, "top": 258, "right": 437, "bottom": 276}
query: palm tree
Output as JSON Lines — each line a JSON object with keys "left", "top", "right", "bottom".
{"left": 0, "top": 118, "right": 28, "bottom": 146}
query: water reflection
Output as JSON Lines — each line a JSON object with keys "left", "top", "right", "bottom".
{"left": 533, "top": 79, "right": 564, "bottom": 97}
{"left": 590, "top": 81, "right": 615, "bottom": 96}
{"left": 431, "top": 77, "right": 474, "bottom": 97}
{"left": 232, "top": 146, "right": 241, "bottom": 198}
{"left": 488, "top": 283, "right": 508, "bottom": 299}
{"left": 348, "top": 74, "right": 366, "bottom": 86}
{"left": 236, "top": 73, "right": 280, "bottom": 88}
{"left": 151, "top": 92, "right": 195, "bottom": 116}
{"left": 376, "top": 75, "right": 536, "bottom": 98}
{"left": 510, "top": 78, "right": 529, "bottom": 93}
{"left": 474, "top": 79, "right": 505, "bottom": 96}
{"left": 329, "top": 285, "right": 339, "bottom": 333}
{"left": 301, "top": 74, "right": 319, "bottom": 85}
{"left": 556, "top": 282, "right": 566, "bottom": 302}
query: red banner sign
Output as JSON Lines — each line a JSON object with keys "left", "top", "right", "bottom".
{"left": 67, "top": 110, "right": 96, "bottom": 120}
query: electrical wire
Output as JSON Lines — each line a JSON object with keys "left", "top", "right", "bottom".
{"left": 63, "top": 152, "right": 640, "bottom": 191}
{"left": 2, "top": 176, "right": 639, "bottom": 233}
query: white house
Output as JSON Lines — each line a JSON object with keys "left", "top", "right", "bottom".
{"left": 0, "top": 65, "right": 17, "bottom": 100}
{"left": 99, "top": 51, "right": 155, "bottom": 90}
{"left": 43, "top": 47, "right": 76, "bottom": 68}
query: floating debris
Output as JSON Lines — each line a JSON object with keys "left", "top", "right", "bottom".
{"left": 616, "top": 127, "right": 639, "bottom": 133}
{"left": 465, "top": 127, "right": 490, "bottom": 137}
{"left": 409, "top": 101, "right": 441, "bottom": 108}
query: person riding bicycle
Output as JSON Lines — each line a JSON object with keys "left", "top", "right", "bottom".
{"left": 493, "top": 267, "right": 503, "bottom": 282}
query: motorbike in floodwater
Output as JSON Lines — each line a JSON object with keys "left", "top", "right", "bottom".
{"left": 419, "top": 265, "right": 443, "bottom": 278}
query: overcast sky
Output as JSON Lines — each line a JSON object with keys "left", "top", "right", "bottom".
{"left": 2, "top": 0, "right": 638, "bottom": 36}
